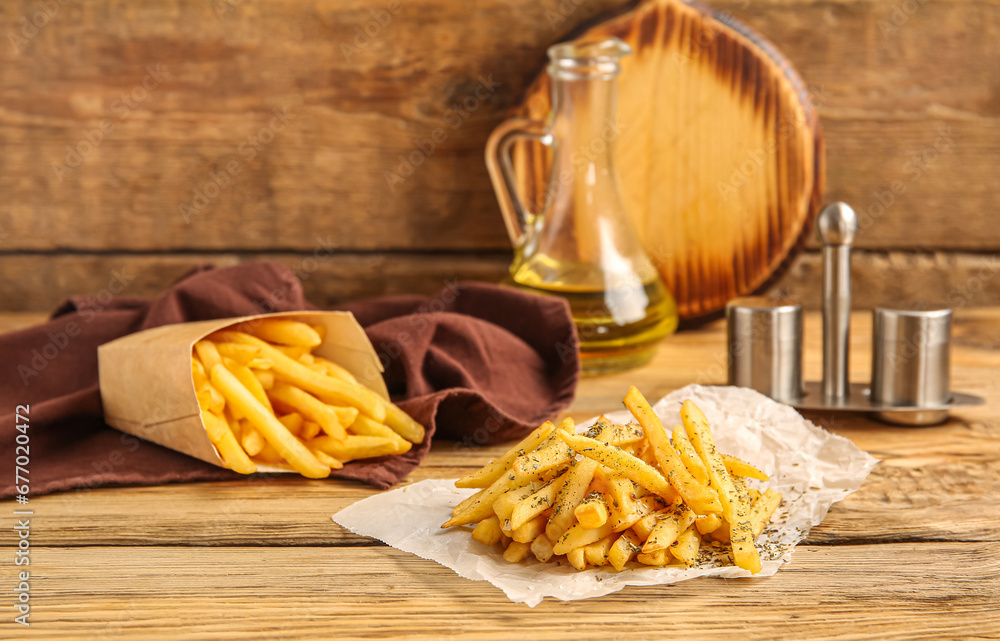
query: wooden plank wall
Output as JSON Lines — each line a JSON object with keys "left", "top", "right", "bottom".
{"left": 0, "top": 0, "right": 997, "bottom": 313}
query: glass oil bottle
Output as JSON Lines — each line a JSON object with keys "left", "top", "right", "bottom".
{"left": 486, "top": 36, "right": 678, "bottom": 373}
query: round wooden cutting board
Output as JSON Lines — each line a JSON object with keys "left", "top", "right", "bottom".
{"left": 511, "top": 0, "right": 824, "bottom": 320}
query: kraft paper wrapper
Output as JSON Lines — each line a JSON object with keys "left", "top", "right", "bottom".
{"left": 98, "top": 311, "right": 388, "bottom": 473}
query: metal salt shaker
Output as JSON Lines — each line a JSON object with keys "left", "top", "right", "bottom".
{"left": 726, "top": 297, "right": 803, "bottom": 404}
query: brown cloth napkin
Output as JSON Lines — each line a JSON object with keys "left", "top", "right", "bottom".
{"left": 0, "top": 262, "right": 579, "bottom": 497}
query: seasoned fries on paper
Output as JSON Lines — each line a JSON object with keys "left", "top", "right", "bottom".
{"left": 193, "top": 319, "right": 425, "bottom": 477}
{"left": 441, "top": 386, "right": 782, "bottom": 574}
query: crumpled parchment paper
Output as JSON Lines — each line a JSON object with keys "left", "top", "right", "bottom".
{"left": 333, "top": 385, "right": 878, "bottom": 606}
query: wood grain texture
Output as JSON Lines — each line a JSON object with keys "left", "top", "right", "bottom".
{"left": 5, "top": 308, "right": 1000, "bottom": 637}
{"left": 6, "top": 249, "right": 1000, "bottom": 313}
{"left": 511, "top": 0, "right": 822, "bottom": 319}
{"left": 22, "top": 544, "right": 1000, "bottom": 640}
{"left": 0, "top": 0, "right": 628, "bottom": 253}
{"left": 0, "top": 0, "right": 997, "bottom": 260}
{"left": 768, "top": 250, "right": 1000, "bottom": 311}
{"left": 0, "top": 252, "right": 509, "bottom": 312}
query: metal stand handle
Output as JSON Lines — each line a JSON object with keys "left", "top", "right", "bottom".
{"left": 817, "top": 202, "right": 858, "bottom": 404}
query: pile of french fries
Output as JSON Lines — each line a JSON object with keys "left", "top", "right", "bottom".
{"left": 190, "top": 318, "right": 425, "bottom": 478}
{"left": 443, "top": 387, "right": 782, "bottom": 574}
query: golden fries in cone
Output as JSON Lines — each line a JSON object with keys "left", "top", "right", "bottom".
{"left": 99, "top": 312, "right": 424, "bottom": 477}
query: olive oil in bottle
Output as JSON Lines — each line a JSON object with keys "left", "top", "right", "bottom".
{"left": 513, "top": 278, "right": 678, "bottom": 373}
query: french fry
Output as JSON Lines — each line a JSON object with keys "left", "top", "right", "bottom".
{"left": 670, "top": 527, "right": 701, "bottom": 567}
{"left": 309, "top": 449, "right": 344, "bottom": 470}
{"left": 510, "top": 475, "right": 564, "bottom": 530}
{"left": 472, "top": 516, "right": 503, "bottom": 546}
{"left": 454, "top": 421, "right": 555, "bottom": 489}
{"left": 443, "top": 468, "right": 544, "bottom": 528}
{"left": 671, "top": 425, "right": 710, "bottom": 485}
{"left": 601, "top": 472, "right": 643, "bottom": 531}
{"left": 212, "top": 331, "right": 387, "bottom": 421}
{"left": 349, "top": 415, "right": 410, "bottom": 453}
{"left": 582, "top": 421, "right": 644, "bottom": 446}
{"left": 583, "top": 535, "right": 616, "bottom": 567}
{"left": 471, "top": 516, "right": 503, "bottom": 547}
{"left": 240, "top": 421, "right": 265, "bottom": 456}
{"left": 214, "top": 342, "right": 264, "bottom": 366}
{"left": 194, "top": 340, "right": 223, "bottom": 372}
{"left": 252, "top": 368, "right": 275, "bottom": 390}
{"left": 710, "top": 521, "right": 732, "bottom": 543}
{"left": 637, "top": 549, "right": 670, "bottom": 566}
{"left": 695, "top": 512, "right": 723, "bottom": 535}
{"left": 201, "top": 410, "right": 256, "bottom": 474}
{"left": 248, "top": 319, "right": 323, "bottom": 348}
{"left": 310, "top": 324, "right": 328, "bottom": 343}
{"left": 574, "top": 491, "right": 609, "bottom": 530}
{"left": 272, "top": 345, "right": 311, "bottom": 360}
{"left": 623, "top": 387, "right": 722, "bottom": 514}
{"left": 452, "top": 487, "right": 486, "bottom": 517}
{"left": 557, "top": 432, "right": 677, "bottom": 503}
{"left": 530, "top": 534, "right": 555, "bottom": 562}
{"left": 608, "top": 493, "right": 662, "bottom": 533}
{"left": 513, "top": 438, "right": 574, "bottom": 477}
{"left": 641, "top": 504, "right": 697, "bottom": 553}
{"left": 750, "top": 488, "right": 783, "bottom": 538}
{"left": 332, "top": 406, "right": 360, "bottom": 427}
{"left": 503, "top": 540, "right": 532, "bottom": 563}
{"left": 494, "top": 482, "right": 544, "bottom": 531}
{"left": 607, "top": 530, "right": 642, "bottom": 571}
{"left": 254, "top": 442, "right": 283, "bottom": 463}
{"left": 381, "top": 401, "right": 425, "bottom": 444}
{"left": 552, "top": 521, "right": 614, "bottom": 555}
{"left": 277, "top": 412, "right": 304, "bottom": 435}
{"left": 311, "top": 355, "right": 358, "bottom": 385}
{"left": 268, "top": 382, "right": 346, "bottom": 440}
{"left": 195, "top": 379, "right": 225, "bottom": 414}
{"left": 545, "top": 458, "right": 599, "bottom": 541}
{"left": 311, "top": 435, "right": 398, "bottom": 462}
{"left": 195, "top": 319, "right": 425, "bottom": 477}
{"left": 512, "top": 513, "right": 549, "bottom": 544}
{"left": 191, "top": 358, "right": 208, "bottom": 386}
{"left": 631, "top": 510, "right": 665, "bottom": 541}
{"left": 636, "top": 437, "right": 658, "bottom": 467}
{"left": 728, "top": 475, "right": 761, "bottom": 574}
{"left": 300, "top": 420, "right": 321, "bottom": 440}
{"left": 223, "top": 357, "right": 273, "bottom": 413}
{"left": 199, "top": 409, "right": 227, "bottom": 442}
{"left": 566, "top": 547, "right": 587, "bottom": 571}
{"left": 723, "top": 454, "right": 770, "bottom": 481}
{"left": 680, "top": 399, "right": 737, "bottom": 521}
{"left": 210, "top": 363, "right": 330, "bottom": 479}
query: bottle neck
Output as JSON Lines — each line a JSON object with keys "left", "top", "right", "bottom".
{"left": 549, "top": 75, "right": 621, "bottom": 173}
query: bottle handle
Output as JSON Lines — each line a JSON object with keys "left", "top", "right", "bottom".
{"left": 485, "top": 118, "right": 553, "bottom": 247}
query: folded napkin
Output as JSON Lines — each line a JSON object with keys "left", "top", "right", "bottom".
{"left": 0, "top": 262, "right": 579, "bottom": 496}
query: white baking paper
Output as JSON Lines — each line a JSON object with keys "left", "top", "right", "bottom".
{"left": 332, "top": 384, "right": 878, "bottom": 606}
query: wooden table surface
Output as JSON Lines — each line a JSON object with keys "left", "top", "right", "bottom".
{"left": 4, "top": 309, "right": 999, "bottom": 640}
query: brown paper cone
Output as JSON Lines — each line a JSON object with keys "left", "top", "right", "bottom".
{"left": 97, "top": 311, "right": 387, "bottom": 473}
